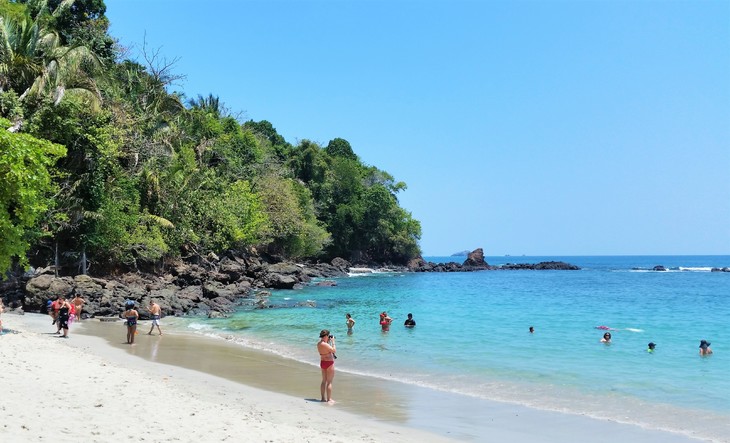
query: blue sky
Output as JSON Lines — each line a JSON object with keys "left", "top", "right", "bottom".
{"left": 105, "top": 0, "right": 729, "bottom": 256}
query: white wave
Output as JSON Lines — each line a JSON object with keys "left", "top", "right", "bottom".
{"left": 678, "top": 267, "right": 713, "bottom": 272}
{"left": 624, "top": 328, "right": 644, "bottom": 332}
{"left": 186, "top": 322, "right": 212, "bottom": 330}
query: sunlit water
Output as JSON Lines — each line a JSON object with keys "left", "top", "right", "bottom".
{"left": 176, "top": 256, "right": 730, "bottom": 441}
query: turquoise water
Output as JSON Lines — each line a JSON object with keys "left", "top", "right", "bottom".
{"left": 183, "top": 256, "right": 730, "bottom": 441}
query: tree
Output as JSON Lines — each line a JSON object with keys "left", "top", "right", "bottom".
{"left": 0, "top": 119, "right": 65, "bottom": 276}
{"left": 325, "top": 137, "right": 357, "bottom": 160}
{"left": 0, "top": 13, "right": 100, "bottom": 104}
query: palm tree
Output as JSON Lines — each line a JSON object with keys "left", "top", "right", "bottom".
{"left": 0, "top": 13, "right": 100, "bottom": 105}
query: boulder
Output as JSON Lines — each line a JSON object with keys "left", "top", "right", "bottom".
{"left": 653, "top": 265, "right": 667, "bottom": 272}
{"left": 462, "top": 248, "right": 489, "bottom": 268}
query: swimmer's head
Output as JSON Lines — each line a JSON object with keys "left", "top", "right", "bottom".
{"left": 699, "top": 340, "right": 710, "bottom": 350}
{"left": 648, "top": 342, "right": 656, "bottom": 350}
{"left": 604, "top": 332, "right": 611, "bottom": 339}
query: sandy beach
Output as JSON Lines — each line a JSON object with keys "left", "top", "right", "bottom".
{"left": 0, "top": 312, "right": 712, "bottom": 442}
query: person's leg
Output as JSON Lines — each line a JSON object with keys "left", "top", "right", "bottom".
{"left": 130, "top": 325, "right": 136, "bottom": 344}
{"left": 320, "top": 368, "right": 327, "bottom": 402}
{"left": 127, "top": 326, "right": 132, "bottom": 344}
{"left": 325, "top": 366, "right": 335, "bottom": 403}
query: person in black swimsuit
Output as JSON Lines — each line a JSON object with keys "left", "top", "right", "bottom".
{"left": 57, "top": 296, "right": 72, "bottom": 338}
{"left": 123, "top": 302, "right": 139, "bottom": 344}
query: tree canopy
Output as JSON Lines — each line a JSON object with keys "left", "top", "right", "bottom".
{"left": 0, "top": 0, "right": 421, "bottom": 277}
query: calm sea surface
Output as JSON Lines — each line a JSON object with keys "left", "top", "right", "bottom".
{"left": 178, "top": 256, "right": 730, "bottom": 441}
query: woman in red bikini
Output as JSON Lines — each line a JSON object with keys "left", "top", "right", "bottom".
{"left": 317, "top": 329, "right": 336, "bottom": 404}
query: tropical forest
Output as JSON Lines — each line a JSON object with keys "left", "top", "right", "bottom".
{"left": 0, "top": 0, "right": 422, "bottom": 279}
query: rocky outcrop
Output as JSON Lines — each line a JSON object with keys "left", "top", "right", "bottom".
{"left": 3, "top": 253, "right": 353, "bottom": 318}
{"left": 711, "top": 267, "right": 730, "bottom": 272}
{"left": 408, "top": 249, "right": 580, "bottom": 272}
{"left": 497, "top": 261, "right": 581, "bottom": 271}
{"left": 462, "top": 248, "right": 489, "bottom": 269}
{"left": 653, "top": 265, "right": 667, "bottom": 272}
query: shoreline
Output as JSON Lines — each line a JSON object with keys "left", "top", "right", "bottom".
{"left": 1, "top": 313, "right": 715, "bottom": 442}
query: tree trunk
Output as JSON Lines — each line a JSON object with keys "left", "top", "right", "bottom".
{"left": 80, "top": 245, "right": 87, "bottom": 275}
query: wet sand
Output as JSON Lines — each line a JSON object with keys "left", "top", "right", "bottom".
{"left": 70, "top": 316, "right": 709, "bottom": 442}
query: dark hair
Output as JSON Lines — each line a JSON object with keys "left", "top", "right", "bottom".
{"left": 320, "top": 329, "right": 330, "bottom": 338}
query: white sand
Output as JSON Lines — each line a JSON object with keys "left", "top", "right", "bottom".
{"left": 0, "top": 313, "right": 453, "bottom": 443}
{"left": 0, "top": 313, "right": 714, "bottom": 443}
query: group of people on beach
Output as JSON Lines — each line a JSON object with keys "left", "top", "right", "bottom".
{"left": 121, "top": 299, "right": 163, "bottom": 344}
{"left": 45, "top": 291, "right": 86, "bottom": 338}
{"left": 596, "top": 328, "right": 713, "bottom": 356}
{"left": 317, "top": 311, "right": 417, "bottom": 403}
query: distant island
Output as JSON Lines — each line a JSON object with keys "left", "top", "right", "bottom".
{"left": 451, "top": 250, "right": 471, "bottom": 256}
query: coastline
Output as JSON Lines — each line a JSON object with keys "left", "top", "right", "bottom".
{"left": 1, "top": 313, "right": 713, "bottom": 442}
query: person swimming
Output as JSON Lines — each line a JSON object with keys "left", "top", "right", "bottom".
{"left": 601, "top": 332, "right": 612, "bottom": 343}
{"left": 699, "top": 340, "right": 713, "bottom": 356}
{"left": 647, "top": 342, "right": 656, "bottom": 352}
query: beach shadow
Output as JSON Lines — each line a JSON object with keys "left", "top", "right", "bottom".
{"left": 304, "top": 398, "right": 326, "bottom": 403}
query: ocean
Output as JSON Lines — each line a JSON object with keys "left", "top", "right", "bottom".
{"left": 177, "top": 255, "right": 730, "bottom": 441}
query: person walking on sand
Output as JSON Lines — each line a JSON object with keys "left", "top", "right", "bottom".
{"left": 50, "top": 296, "right": 61, "bottom": 325}
{"left": 71, "top": 291, "right": 86, "bottom": 321}
{"left": 123, "top": 302, "right": 139, "bottom": 344}
{"left": 317, "top": 329, "right": 336, "bottom": 404}
{"left": 56, "top": 296, "right": 72, "bottom": 338}
{"left": 345, "top": 313, "right": 355, "bottom": 334}
{"left": 148, "top": 300, "right": 163, "bottom": 335}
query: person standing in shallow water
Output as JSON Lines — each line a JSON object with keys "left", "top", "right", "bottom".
{"left": 148, "top": 300, "right": 163, "bottom": 335}
{"left": 345, "top": 313, "right": 355, "bottom": 335}
{"left": 123, "top": 302, "right": 139, "bottom": 344}
{"left": 404, "top": 313, "right": 416, "bottom": 327}
{"left": 317, "top": 329, "right": 336, "bottom": 404}
{"left": 380, "top": 312, "right": 393, "bottom": 331}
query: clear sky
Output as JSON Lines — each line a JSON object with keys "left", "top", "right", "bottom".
{"left": 104, "top": 0, "right": 729, "bottom": 256}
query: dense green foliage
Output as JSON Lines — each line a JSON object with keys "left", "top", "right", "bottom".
{"left": 0, "top": 0, "right": 421, "bottom": 277}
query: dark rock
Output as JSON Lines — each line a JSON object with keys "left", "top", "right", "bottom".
{"left": 316, "top": 280, "right": 338, "bottom": 287}
{"left": 463, "top": 248, "right": 489, "bottom": 268}
{"left": 331, "top": 257, "right": 351, "bottom": 271}
{"left": 653, "top": 265, "right": 667, "bottom": 272}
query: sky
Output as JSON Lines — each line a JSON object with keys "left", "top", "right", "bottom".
{"left": 104, "top": 0, "right": 729, "bottom": 256}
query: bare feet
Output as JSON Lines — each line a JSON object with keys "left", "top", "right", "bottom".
{"left": 327, "top": 399, "right": 336, "bottom": 405}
